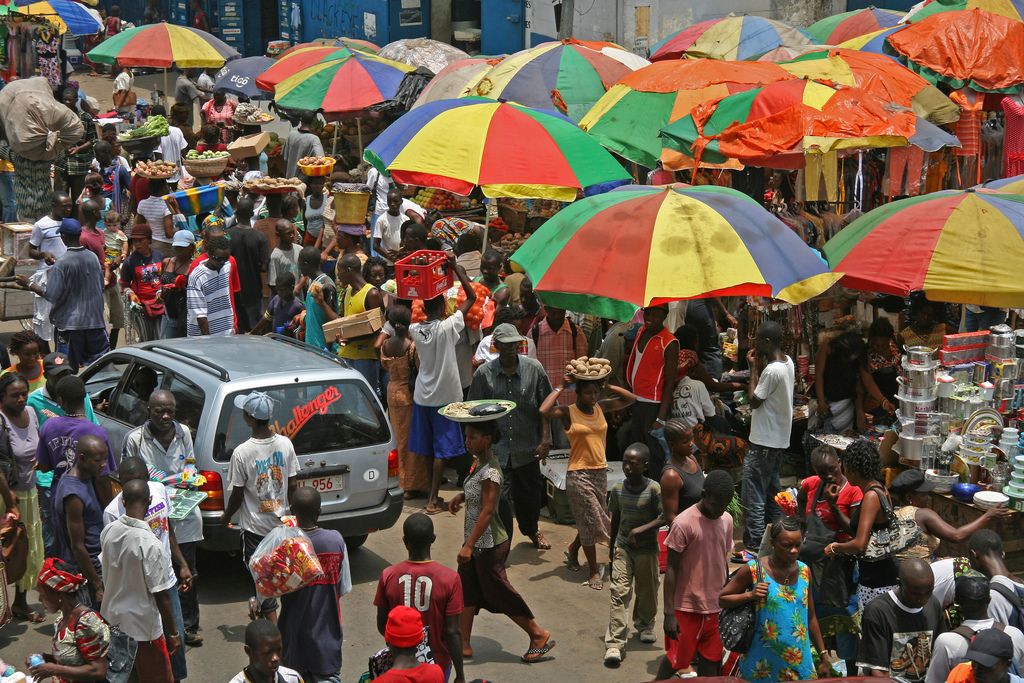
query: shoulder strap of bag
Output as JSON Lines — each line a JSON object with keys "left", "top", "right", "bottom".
{"left": 992, "top": 581, "right": 1024, "bottom": 609}
{"left": 868, "top": 484, "right": 895, "bottom": 519}
{"left": 953, "top": 625, "right": 977, "bottom": 642}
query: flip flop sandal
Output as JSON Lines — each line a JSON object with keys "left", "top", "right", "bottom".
{"left": 247, "top": 597, "right": 260, "bottom": 621}
{"left": 522, "top": 638, "right": 556, "bottom": 663}
{"left": 584, "top": 577, "right": 604, "bottom": 590}
{"left": 531, "top": 534, "right": 552, "bottom": 550}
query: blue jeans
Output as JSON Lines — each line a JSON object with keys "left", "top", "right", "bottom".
{"left": 37, "top": 484, "right": 56, "bottom": 558}
{"left": 964, "top": 307, "right": 1007, "bottom": 333}
{"left": 742, "top": 444, "right": 783, "bottom": 551}
{"left": 0, "top": 171, "right": 15, "bottom": 222}
{"left": 169, "top": 580, "right": 187, "bottom": 680}
{"left": 160, "top": 314, "right": 184, "bottom": 339}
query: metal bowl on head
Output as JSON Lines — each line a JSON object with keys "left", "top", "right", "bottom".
{"left": 925, "top": 469, "right": 960, "bottom": 493}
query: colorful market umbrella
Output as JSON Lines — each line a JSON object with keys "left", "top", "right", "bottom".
{"left": 214, "top": 56, "right": 275, "bottom": 99}
{"left": 579, "top": 59, "right": 794, "bottom": 168}
{"left": 888, "top": 9, "right": 1024, "bottom": 92}
{"left": 650, "top": 16, "right": 815, "bottom": 62}
{"left": 306, "top": 36, "right": 380, "bottom": 53}
{"left": 86, "top": 22, "right": 239, "bottom": 68}
{"left": 365, "top": 97, "right": 631, "bottom": 201}
{"left": 412, "top": 57, "right": 496, "bottom": 108}
{"left": 823, "top": 189, "right": 1024, "bottom": 306}
{"left": 836, "top": 25, "right": 906, "bottom": 59}
{"left": 758, "top": 44, "right": 831, "bottom": 62}
{"left": 273, "top": 51, "right": 414, "bottom": 114}
{"left": 806, "top": 7, "right": 904, "bottom": 44}
{"left": 779, "top": 48, "right": 961, "bottom": 124}
{"left": 659, "top": 79, "right": 944, "bottom": 169}
{"left": 904, "top": 0, "right": 1024, "bottom": 23}
{"left": 510, "top": 184, "right": 840, "bottom": 319}
{"left": 257, "top": 45, "right": 355, "bottom": 92}
{"left": 980, "top": 174, "right": 1024, "bottom": 192}
{"left": 13, "top": 0, "right": 100, "bottom": 35}
{"left": 468, "top": 39, "right": 649, "bottom": 121}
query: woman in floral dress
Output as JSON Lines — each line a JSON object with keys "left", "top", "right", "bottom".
{"left": 720, "top": 517, "right": 832, "bottom": 681}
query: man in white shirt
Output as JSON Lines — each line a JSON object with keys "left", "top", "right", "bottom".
{"left": 29, "top": 191, "right": 72, "bottom": 267}
{"left": 741, "top": 320, "right": 794, "bottom": 556}
{"left": 969, "top": 530, "right": 1024, "bottom": 626}
{"left": 112, "top": 65, "right": 135, "bottom": 116}
{"left": 122, "top": 390, "right": 205, "bottom": 646}
{"left": 372, "top": 188, "right": 424, "bottom": 263}
{"left": 671, "top": 372, "right": 716, "bottom": 429}
{"left": 152, "top": 105, "right": 189, "bottom": 187}
{"left": 221, "top": 391, "right": 300, "bottom": 621}
{"left": 100, "top": 479, "right": 180, "bottom": 682}
{"left": 926, "top": 575, "right": 1024, "bottom": 683}
{"left": 229, "top": 619, "right": 304, "bottom": 683}
{"left": 103, "top": 456, "right": 192, "bottom": 680}
{"left": 409, "top": 256, "right": 476, "bottom": 514}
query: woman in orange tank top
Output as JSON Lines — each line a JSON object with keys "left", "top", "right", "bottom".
{"left": 541, "top": 377, "right": 636, "bottom": 590}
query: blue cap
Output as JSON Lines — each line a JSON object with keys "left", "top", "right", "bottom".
{"left": 59, "top": 218, "right": 82, "bottom": 237}
{"left": 234, "top": 391, "right": 274, "bottom": 420}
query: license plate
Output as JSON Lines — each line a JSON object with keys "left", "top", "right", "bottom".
{"left": 297, "top": 475, "right": 344, "bottom": 493}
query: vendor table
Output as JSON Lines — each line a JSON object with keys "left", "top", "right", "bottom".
{"left": 930, "top": 492, "right": 1024, "bottom": 572}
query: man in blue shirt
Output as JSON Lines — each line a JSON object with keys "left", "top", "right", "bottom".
{"left": 17, "top": 219, "right": 108, "bottom": 371}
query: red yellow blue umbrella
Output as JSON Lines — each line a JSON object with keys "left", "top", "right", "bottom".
{"left": 806, "top": 7, "right": 904, "bottom": 44}
{"left": 273, "top": 52, "right": 415, "bottom": 115}
{"left": 365, "top": 98, "right": 630, "bottom": 201}
{"left": 824, "top": 189, "right": 1024, "bottom": 306}
{"left": 511, "top": 184, "right": 840, "bottom": 320}
{"left": 86, "top": 22, "right": 238, "bottom": 68}
{"left": 651, "top": 16, "right": 815, "bottom": 61}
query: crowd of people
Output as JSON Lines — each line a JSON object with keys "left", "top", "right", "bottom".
{"left": 1, "top": 70, "right": 1024, "bottom": 683}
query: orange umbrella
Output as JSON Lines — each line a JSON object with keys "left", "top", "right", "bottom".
{"left": 779, "top": 48, "right": 960, "bottom": 124}
{"left": 579, "top": 59, "right": 794, "bottom": 168}
{"left": 888, "top": 9, "right": 1024, "bottom": 92}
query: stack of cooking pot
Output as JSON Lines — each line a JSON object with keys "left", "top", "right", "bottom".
{"left": 897, "top": 346, "right": 940, "bottom": 466}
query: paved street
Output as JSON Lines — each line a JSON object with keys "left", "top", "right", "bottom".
{"left": 0, "top": 491, "right": 668, "bottom": 682}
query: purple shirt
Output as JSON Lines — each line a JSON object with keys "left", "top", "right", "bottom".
{"left": 36, "top": 416, "right": 115, "bottom": 486}
{"left": 53, "top": 473, "right": 104, "bottom": 569}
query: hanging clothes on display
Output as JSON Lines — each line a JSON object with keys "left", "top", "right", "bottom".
{"left": 952, "top": 88, "right": 985, "bottom": 187}
{"left": 886, "top": 147, "right": 928, "bottom": 197}
{"left": 804, "top": 151, "right": 839, "bottom": 202}
{"left": 34, "top": 25, "right": 59, "bottom": 88}
{"left": 1002, "top": 95, "right": 1024, "bottom": 178}
{"left": 982, "top": 113, "right": 1004, "bottom": 182}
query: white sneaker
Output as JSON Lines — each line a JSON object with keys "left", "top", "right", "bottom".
{"left": 604, "top": 647, "right": 622, "bottom": 666}
{"left": 639, "top": 628, "right": 657, "bottom": 643}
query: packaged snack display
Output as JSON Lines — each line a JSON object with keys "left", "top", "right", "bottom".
{"left": 247, "top": 520, "right": 324, "bottom": 600}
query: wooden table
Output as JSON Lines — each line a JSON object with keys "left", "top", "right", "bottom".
{"left": 930, "top": 492, "right": 1024, "bottom": 572}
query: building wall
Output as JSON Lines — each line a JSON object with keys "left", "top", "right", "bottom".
{"left": 298, "top": 0, "right": 431, "bottom": 44}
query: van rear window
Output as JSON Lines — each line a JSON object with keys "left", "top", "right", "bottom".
{"left": 213, "top": 381, "right": 391, "bottom": 462}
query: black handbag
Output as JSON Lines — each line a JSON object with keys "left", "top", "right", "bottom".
{"left": 800, "top": 482, "right": 854, "bottom": 608}
{"left": 860, "top": 485, "right": 921, "bottom": 562}
{"left": 720, "top": 560, "right": 763, "bottom": 654}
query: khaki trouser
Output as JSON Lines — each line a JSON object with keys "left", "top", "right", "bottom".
{"left": 604, "top": 546, "right": 660, "bottom": 649}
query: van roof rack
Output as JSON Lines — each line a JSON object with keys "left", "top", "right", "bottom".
{"left": 266, "top": 333, "right": 352, "bottom": 369}
{"left": 145, "top": 344, "right": 231, "bottom": 381}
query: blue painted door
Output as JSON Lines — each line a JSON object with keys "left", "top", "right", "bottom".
{"left": 482, "top": 0, "right": 524, "bottom": 55}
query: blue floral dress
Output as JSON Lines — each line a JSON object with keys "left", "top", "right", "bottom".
{"left": 739, "top": 559, "right": 815, "bottom": 682}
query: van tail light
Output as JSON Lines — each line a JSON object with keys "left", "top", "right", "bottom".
{"left": 199, "top": 471, "right": 224, "bottom": 511}
{"left": 387, "top": 449, "right": 399, "bottom": 479}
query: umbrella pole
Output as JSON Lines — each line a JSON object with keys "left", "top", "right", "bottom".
{"left": 357, "top": 117, "right": 363, "bottom": 158}
{"left": 332, "top": 123, "right": 339, "bottom": 156}
{"left": 163, "top": 68, "right": 169, "bottom": 109}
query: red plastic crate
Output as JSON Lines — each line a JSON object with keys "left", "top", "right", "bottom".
{"left": 395, "top": 250, "right": 453, "bottom": 300}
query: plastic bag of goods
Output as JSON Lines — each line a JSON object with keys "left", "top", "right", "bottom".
{"left": 247, "top": 520, "right": 324, "bottom": 600}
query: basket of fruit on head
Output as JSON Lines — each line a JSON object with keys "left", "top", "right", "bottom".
{"left": 183, "top": 150, "right": 231, "bottom": 178}
{"left": 297, "top": 156, "right": 335, "bottom": 177}
{"left": 134, "top": 160, "right": 177, "bottom": 180}
{"left": 117, "top": 115, "right": 169, "bottom": 156}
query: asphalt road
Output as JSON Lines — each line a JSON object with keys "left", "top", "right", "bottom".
{"left": 0, "top": 497, "right": 667, "bottom": 682}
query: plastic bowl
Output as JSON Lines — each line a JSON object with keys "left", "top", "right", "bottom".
{"left": 952, "top": 482, "right": 982, "bottom": 503}
{"left": 926, "top": 469, "right": 960, "bottom": 493}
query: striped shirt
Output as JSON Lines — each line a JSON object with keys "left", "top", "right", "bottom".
{"left": 186, "top": 261, "right": 235, "bottom": 337}
{"left": 608, "top": 479, "right": 662, "bottom": 552}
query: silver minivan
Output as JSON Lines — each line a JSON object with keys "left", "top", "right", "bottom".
{"left": 81, "top": 334, "right": 403, "bottom": 551}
